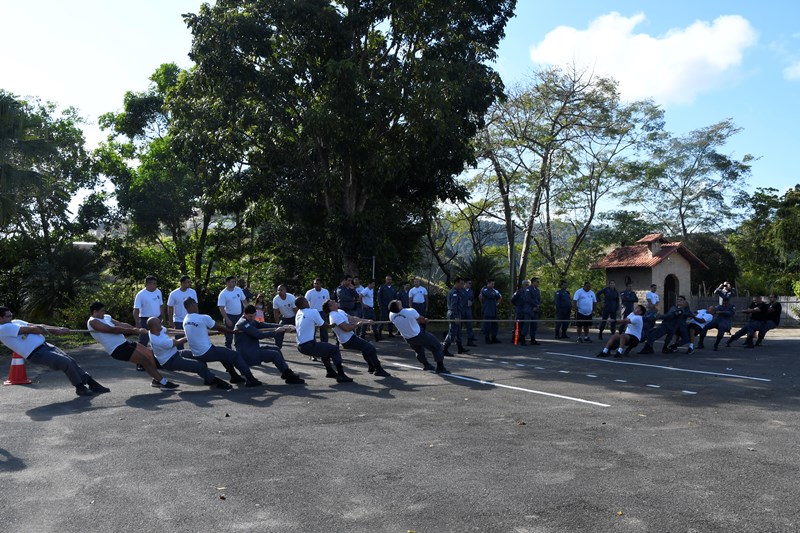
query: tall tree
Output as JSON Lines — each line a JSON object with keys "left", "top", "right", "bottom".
{"left": 172, "top": 0, "right": 516, "bottom": 276}
{"left": 475, "top": 66, "right": 664, "bottom": 290}
{"left": 626, "top": 119, "right": 752, "bottom": 241}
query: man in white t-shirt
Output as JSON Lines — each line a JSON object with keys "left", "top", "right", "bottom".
{"left": 271, "top": 283, "right": 297, "bottom": 351}
{"left": 304, "top": 279, "right": 330, "bottom": 343}
{"left": 87, "top": 301, "right": 178, "bottom": 390}
{"left": 357, "top": 279, "right": 379, "bottom": 340}
{"left": 572, "top": 281, "right": 597, "bottom": 343}
{"left": 645, "top": 284, "right": 660, "bottom": 310}
{"left": 218, "top": 275, "right": 247, "bottom": 349}
{"left": 184, "top": 298, "right": 262, "bottom": 387}
{"left": 167, "top": 275, "right": 198, "bottom": 331}
{"left": 133, "top": 275, "right": 165, "bottom": 348}
{"left": 323, "top": 300, "right": 390, "bottom": 377}
{"left": 0, "top": 306, "right": 109, "bottom": 396}
{"left": 146, "top": 317, "right": 232, "bottom": 389}
{"left": 388, "top": 300, "right": 449, "bottom": 374}
{"left": 597, "top": 305, "right": 645, "bottom": 358}
{"left": 409, "top": 278, "right": 429, "bottom": 329}
{"left": 294, "top": 297, "right": 353, "bottom": 382}
{"left": 685, "top": 306, "right": 714, "bottom": 354}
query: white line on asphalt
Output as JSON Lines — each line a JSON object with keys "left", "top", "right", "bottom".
{"left": 682, "top": 390, "right": 698, "bottom": 395}
{"left": 559, "top": 370, "right": 570, "bottom": 374}
{"left": 646, "top": 384, "right": 661, "bottom": 388}
{"left": 545, "top": 352, "right": 772, "bottom": 382}
{"left": 587, "top": 375, "right": 597, "bottom": 378}
{"left": 615, "top": 379, "right": 627, "bottom": 383}
{"left": 390, "top": 362, "right": 610, "bottom": 407}
{"left": 516, "top": 364, "right": 526, "bottom": 367}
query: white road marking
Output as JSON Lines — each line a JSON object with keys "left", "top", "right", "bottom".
{"left": 390, "top": 362, "right": 609, "bottom": 407}
{"left": 559, "top": 370, "right": 570, "bottom": 374}
{"left": 646, "top": 384, "right": 661, "bottom": 388}
{"left": 682, "top": 390, "right": 698, "bottom": 395}
{"left": 516, "top": 364, "right": 526, "bottom": 367}
{"left": 535, "top": 367, "right": 545, "bottom": 370}
{"left": 615, "top": 379, "right": 627, "bottom": 383}
{"left": 545, "top": 352, "right": 771, "bottom": 382}
{"left": 587, "top": 374, "right": 597, "bottom": 378}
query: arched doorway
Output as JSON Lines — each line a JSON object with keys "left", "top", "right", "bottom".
{"left": 664, "top": 274, "right": 679, "bottom": 311}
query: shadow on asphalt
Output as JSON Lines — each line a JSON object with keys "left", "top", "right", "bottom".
{"left": 0, "top": 447, "right": 26, "bottom": 472}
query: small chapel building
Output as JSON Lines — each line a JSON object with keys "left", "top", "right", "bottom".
{"left": 590, "top": 233, "right": 708, "bottom": 312}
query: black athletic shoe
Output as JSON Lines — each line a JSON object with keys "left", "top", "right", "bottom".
{"left": 561, "top": 335, "right": 570, "bottom": 339}
{"left": 210, "top": 377, "right": 233, "bottom": 390}
{"left": 325, "top": 370, "right": 338, "bottom": 378}
{"left": 229, "top": 375, "right": 246, "bottom": 384}
{"left": 160, "top": 380, "right": 179, "bottom": 390}
{"left": 492, "top": 337, "right": 502, "bottom": 344}
{"left": 530, "top": 340, "right": 541, "bottom": 346}
{"left": 443, "top": 347, "right": 455, "bottom": 357}
{"left": 75, "top": 384, "right": 94, "bottom": 396}
{"left": 421, "top": 363, "right": 435, "bottom": 371}
{"left": 245, "top": 377, "right": 263, "bottom": 387}
{"left": 596, "top": 351, "right": 609, "bottom": 358}
{"left": 713, "top": 344, "right": 719, "bottom": 351}
{"left": 638, "top": 345, "right": 654, "bottom": 355}
{"left": 87, "top": 378, "right": 110, "bottom": 394}
{"left": 336, "top": 373, "right": 354, "bottom": 383}
{"left": 374, "top": 367, "right": 391, "bottom": 377}
{"left": 367, "top": 365, "right": 376, "bottom": 374}
{"left": 686, "top": 347, "right": 695, "bottom": 355}
{"left": 435, "top": 364, "right": 450, "bottom": 374}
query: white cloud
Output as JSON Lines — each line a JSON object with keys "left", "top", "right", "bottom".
{"left": 529, "top": 12, "right": 758, "bottom": 106}
{"left": 783, "top": 62, "right": 800, "bottom": 80}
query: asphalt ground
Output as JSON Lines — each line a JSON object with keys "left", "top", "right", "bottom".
{"left": 1, "top": 327, "right": 799, "bottom": 533}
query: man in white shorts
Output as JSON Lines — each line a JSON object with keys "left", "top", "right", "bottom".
{"left": 87, "top": 301, "right": 178, "bottom": 390}
{"left": 0, "top": 306, "right": 109, "bottom": 396}
{"left": 323, "top": 299, "right": 391, "bottom": 377}
{"left": 596, "top": 304, "right": 645, "bottom": 358}
{"left": 388, "top": 300, "right": 449, "bottom": 374}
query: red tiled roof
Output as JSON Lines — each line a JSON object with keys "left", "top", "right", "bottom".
{"left": 635, "top": 233, "right": 666, "bottom": 244}
{"left": 591, "top": 242, "right": 708, "bottom": 270}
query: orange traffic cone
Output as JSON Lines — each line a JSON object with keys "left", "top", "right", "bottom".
{"left": 514, "top": 322, "right": 520, "bottom": 345}
{"left": 4, "top": 352, "right": 32, "bottom": 385}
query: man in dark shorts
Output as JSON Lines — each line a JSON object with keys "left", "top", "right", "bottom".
{"left": 597, "top": 304, "right": 645, "bottom": 358}
{"left": 572, "top": 281, "right": 596, "bottom": 343}
{"left": 0, "top": 306, "right": 109, "bottom": 396}
{"left": 87, "top": 301, "right": 178, "bottom": 390}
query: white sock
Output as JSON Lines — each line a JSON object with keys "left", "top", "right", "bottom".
{"left": 602, "top": 348, "right": 609, "bottom": 354}
{"left": 617, "top": 348, "right": 624, "bottom": 354}
{"left": 689, "top": 343, "right": 694, "bottom": 349}
{"left": 160, "top": 377, "right": 168, "bottom": 385}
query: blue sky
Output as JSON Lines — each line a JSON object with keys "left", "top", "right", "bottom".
{"left": 1, "top": 0, "right": 798, "bottom": 196}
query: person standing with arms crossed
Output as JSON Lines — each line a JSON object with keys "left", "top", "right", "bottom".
{"left": 408, "top": 278, "right": 429, "bottom": 330}
{"left": 462, "top": 279, "right": 477, "bottom": 347}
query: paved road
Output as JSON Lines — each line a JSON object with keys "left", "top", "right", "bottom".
{"left": 1, "top": 329, "right": 799, "bottom": 532}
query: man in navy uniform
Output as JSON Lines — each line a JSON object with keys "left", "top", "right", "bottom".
{"left": 554, "top": 281, "right": 571, "bottom": 339}
{"left": 462, "top": 279, "right": 477, "bottom": 347}
{"left": 443, "top": 277, "right": 469, "bottom": 356}
{"left": 526, "top": 277, "right": 542, "bottom": 345}
{"left": 479, "top": 279, "right": 502, "bottom": 344}
{"left": 596, "top": 280, "right": 619, "bottom": 340}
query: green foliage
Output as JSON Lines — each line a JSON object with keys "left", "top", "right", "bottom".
{"left": 173, "top": 0, "right": 516, "bottom": 276}
{"left": 685, "top": 233, "right": 739, "bottom": 295}
{"left": 61, "top": 280, "right": 138, "bottom": 329}
{"left": 729, "top": 186, "right": 800, "bottom": 294}
{"left": 626, "top": 119, "right": 751, "bottom": 240}
{"left": 593, "top": 210, "right": 662, "bottom": 248}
